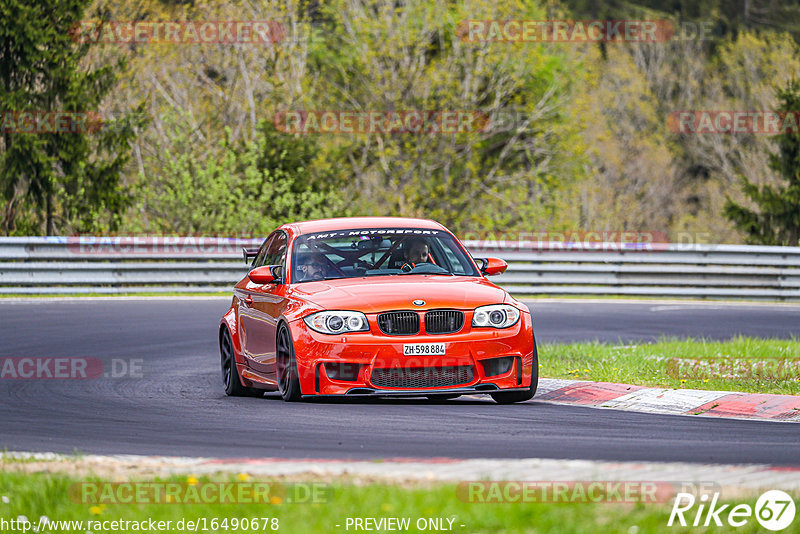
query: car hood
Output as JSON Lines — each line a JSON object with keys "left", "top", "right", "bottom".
{"left": 290, "top": 275, "right": 509, "bottom": 313}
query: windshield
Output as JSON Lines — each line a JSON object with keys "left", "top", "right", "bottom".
{"left": 291, "top": 228, "right": 480, "bottom": 283}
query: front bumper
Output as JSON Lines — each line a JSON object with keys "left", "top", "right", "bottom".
{"left": 288, "top": 310, "right": 535, "bottom": 395}
{"left": 319, "top": 385, "right": 540, "bottom": 398}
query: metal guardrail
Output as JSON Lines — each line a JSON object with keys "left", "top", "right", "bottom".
{"left": 0, "top": 236, "right": 260, "bottom": 294}
{"left": 1, "top": 236, "right": 800, "bottom": 299}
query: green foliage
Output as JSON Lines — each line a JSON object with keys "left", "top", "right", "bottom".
{"left": 307, "top": 0, "right": 585, "bottom": 235}
{"left": 129, "top": 112, "right": 348, "bottom": 235}
{"left": 3, "top": 0, "right": 797, "bottom": 242}
{"left": 724, "top": 79, "right": 800, "bottom": 246}
{"left": 561, "top": 0, "right": 800, "bottom": 44}
{"left": 0, "top": 0, "right": 139, "bottom": 235}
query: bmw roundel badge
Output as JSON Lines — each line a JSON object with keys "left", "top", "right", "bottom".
{"left": 412, "top": 299, "right": 425, "bottom": 306}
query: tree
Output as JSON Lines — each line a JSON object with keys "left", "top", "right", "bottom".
{"left": 0, "top": 0, "right": 139, "bottom": 235}
{"left": 560, "top": 0, "right": 800, "bottom": 44}
{"left": 724, "top": 79, "right": 800, "bottom": 246}
{"left": 307, "top": 0, "right": 585, "bottom": 235}
{"left": 128, "top": 113, "right": 347, "bottom": 235}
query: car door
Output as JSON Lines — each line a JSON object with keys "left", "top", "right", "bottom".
{"left": 238, "top": 231, "right": 289, "bottom": 378}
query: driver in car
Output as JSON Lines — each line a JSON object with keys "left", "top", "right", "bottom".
{"left": 401, "top": 238, "right": 430, "bottom": 271}
{"left": 295, "top": 252, "right": 328, "bottom": 282}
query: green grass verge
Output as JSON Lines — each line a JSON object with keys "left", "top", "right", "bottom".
{"left": 0, "top": 471, "right": 789, "bottom": 534}
{"left": 541, "top": 336, "right": 800, "bottom": 395}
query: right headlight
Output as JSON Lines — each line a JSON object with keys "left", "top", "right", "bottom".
{"left": 304, "top": 311, "right": 370, "bottom": 334}
{"left": 472, "top": 304, "right": 520, "bottom": 329}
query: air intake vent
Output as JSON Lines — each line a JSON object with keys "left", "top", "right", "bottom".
{"left": 370, "top": 366, "right": 474, "bottom": 389}
{"left": 424, "top": 310, "right": 465, "bottom": 334}
{"left": 377, "top": 311, "right": 420, "bottom": 335}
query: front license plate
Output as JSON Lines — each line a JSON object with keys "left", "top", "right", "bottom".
{"left": 403, "top": 343, "right": 446, "bottom": 356}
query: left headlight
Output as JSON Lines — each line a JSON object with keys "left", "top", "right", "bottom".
{"left": 304, "top": 311, "right": 370, "bottom": 334}
{"left": 472, "top": 304, "right": 520, "bottom": 329}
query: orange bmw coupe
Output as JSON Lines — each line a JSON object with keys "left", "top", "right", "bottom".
{"left": 219, "top": 217, "right": 538, "bottom": 403}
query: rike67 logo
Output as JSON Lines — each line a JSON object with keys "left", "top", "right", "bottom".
{"left": 669, "top": 490, "right": 796, "bottom": 531}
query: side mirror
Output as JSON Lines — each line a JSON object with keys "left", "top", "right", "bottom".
{"left": 248, "top": 265, "right": 282, "bottom": 284}
{"left": 476, "top": 257, "right": 507, "bottom": 276}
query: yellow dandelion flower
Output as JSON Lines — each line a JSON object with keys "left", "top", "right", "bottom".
{"left": 236, "top": 473, "right": 250, "bottom": 482}
{"left": 187, "top": 476, "right": 198, "bottom": 486}
{"left": 270, "top": 496, "right": 283, "bottom": 505}
{"left": 89, "top": 506, "right": 102, "bottom": 515}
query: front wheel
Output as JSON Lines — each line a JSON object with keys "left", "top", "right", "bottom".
{"left": 491, "top": 339, "right": 539, "bottom": 405}
{"left": 276, "top": 324, "right": 303, "bottom": 402}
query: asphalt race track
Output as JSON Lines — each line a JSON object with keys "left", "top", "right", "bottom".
{"left": 1, "top": 298, "right": 799, "bottom": 464}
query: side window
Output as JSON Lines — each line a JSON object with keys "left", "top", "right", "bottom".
{"left": 252, "top": 236, "right": 272, "bottom": 269}
{"left": 263, "top": 232, "right": 288, "bottom": 277}
{"left": 439, "top": 241, "right": 469, "bottom": 275}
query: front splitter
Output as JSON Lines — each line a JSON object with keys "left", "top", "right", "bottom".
{"left": 307, "top": 384, "right": 534, "bottom": 398}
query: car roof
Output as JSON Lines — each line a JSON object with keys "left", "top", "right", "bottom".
{"left": 281, "top": 217, "right": 448, "bottom": 236}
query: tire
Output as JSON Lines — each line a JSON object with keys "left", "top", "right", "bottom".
{"left": 491, "top": 337, "right": 539, "bottom": 405}
{"left": 220, "top": 327, "right": 262, "bottom": 397}
{"left": 276, "top": 323, "right": 303, "bottom": 402}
